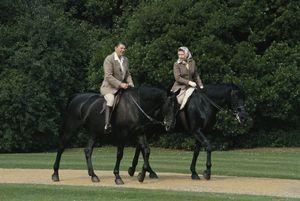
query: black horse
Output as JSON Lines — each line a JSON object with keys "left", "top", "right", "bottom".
{"left": 51, "top": 86, "right": 179, "bottom": 185}
{"left": 128, "top": 83, "right": 247, "bottom": 180}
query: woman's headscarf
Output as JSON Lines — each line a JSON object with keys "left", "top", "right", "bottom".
{"left": 177, "top": 46, "right": 192, "bottom": 63}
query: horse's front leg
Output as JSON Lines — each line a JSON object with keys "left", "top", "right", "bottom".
{"left": 113, "top": 144, "right": 125, "bottom": 185}
{"left": 137, "top": 135, "right": 154, "bottom": 182}
{"left": 194, "top": 128, "right": 212, "bottom": 180}
{"left": 128, "top": 145, "right": 158, "bottom": 179}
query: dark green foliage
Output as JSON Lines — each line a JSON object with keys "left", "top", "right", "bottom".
{"left": 0, "top": 1, "right": 94, "bottom": 152}
{"left": 0, "top": 69, "right": 56, "bottom": 151}
{"left": 0, "top": 0, "right": 299, "bottom": 152}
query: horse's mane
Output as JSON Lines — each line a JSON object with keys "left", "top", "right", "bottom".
{"left": 125, "top": 86, "right": 166, "bottom": 102}
{"left": 188, "top": 83, "right": 245, "bottom": 113}
{"left": 205, "top": 83, "right": 245, "bottom": 99}
{"left": 123, "top": 86, "right": 166, "bottom": 114}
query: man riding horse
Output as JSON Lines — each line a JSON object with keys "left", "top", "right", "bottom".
{"left": 100, "top": 42, "right": 134, "bottom": 134}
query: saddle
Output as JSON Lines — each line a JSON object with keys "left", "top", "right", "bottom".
{"left": 100, "top": 90, "right": 123, "bottom": 114}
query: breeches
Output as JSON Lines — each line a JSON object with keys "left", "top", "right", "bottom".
{"left": 177, "top": 87, "right": 195, "bottom": 110}
{"left": 104, "top": 93, "right": 115, "bottom": 107}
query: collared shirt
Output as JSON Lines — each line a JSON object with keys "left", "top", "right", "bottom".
{"left": 177, "top": 59, "right": 190, "bottom": 70}
{"left": 114, "top": 52, "right": 125, "bottom": 79}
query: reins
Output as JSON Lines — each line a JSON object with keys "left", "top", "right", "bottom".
{"left": 129, "top": 94, "right": 165, "bottom": 126}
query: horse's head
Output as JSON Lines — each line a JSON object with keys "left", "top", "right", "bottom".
{"left": 163, "top": 89, "right": 180, "bottom": 132}
{"left": 229, "top": 86, "right": 247, "bottom": 123}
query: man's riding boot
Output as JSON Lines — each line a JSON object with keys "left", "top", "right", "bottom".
{"left": 104, "top": 106, "right": 112, "bottom": 134}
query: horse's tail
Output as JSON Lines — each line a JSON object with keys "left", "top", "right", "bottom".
{"left": 57, "top": 93, "right": 79, "bottom": 138}
{"left": 66, "top": 93, "right": 79, "bottom": 111}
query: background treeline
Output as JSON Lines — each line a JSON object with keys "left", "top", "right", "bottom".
{"left": 0, "top": 0, "right": 299, "bottom": 152}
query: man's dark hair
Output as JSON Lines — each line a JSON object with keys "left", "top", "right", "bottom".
{"left": 115, "top": 41, "right": 126, "bottom": 48}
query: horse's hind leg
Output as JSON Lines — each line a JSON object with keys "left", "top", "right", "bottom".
{"left": 114, "top": 144, "right": 125, "bottom": 185}
{"left": 52, "top": 118, "right": 78, "bottom": 182}
{"left": 145, "top": 147, "right": 158, "bottom": 179}
{"left": 84, "top": 135, "right": 99, "bottom": 182}
{"left": 194, "top": 128, "right": 212, "bottom": 180}
{"left": 147, "top": 160, "right": 158, "bottom": 179}
{"left": 190, "top": 140, "right": 201, "bottom": 180}
{"left": 52, "top": 137, "right": 66, "bottom": 182}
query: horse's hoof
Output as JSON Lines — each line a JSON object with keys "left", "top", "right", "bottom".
{"left": 128, "top": 167, "right": 135, "bottom": 177}
{"left": 203, "top": 170, "right": 211, "bottom": 180}
{"left": 115, "top": 178, "right": 124, "bottom": 185}
{"left": 91, "top": 175, "right": 100, "bottom": 183}
{"left": 191, "top": 173, "right": 200, "bottom": 180}
{"left": 52, "top": 173, "right": 60, "bottom": 182}
{"left": 137, "top": 172, "right": 145, "bottom": 183}
{"left": 149, "top": 172, "right": 158, "bottom": 179}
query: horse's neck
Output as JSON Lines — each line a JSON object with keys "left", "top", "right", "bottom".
{"left": 205, "top": 87, "right": 231, "bottom": 107}
{"left": 142, "top": 97, "right": 165, "bottom": 120}
{"left": 126, "top": 87, "right": 165, "bottom": 119}
{"left": 205, "top": 94, "right": 226, "bottom": 107}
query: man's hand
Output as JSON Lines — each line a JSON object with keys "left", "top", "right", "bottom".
{"left": 120, "top": 83, "right": 129, "bottom": 89}
{"left": 188, "top": 81, "right": 197, "bottom": 87}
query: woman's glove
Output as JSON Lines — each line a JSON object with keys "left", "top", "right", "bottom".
{"left": 188, "top": 81, "right": 197, "bottom": 87}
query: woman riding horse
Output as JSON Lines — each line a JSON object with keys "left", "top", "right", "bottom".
{"left": 127, "top": 46, "right": 247, "bottom": 180}
{"left": 171, "top": 47, "right": 204, "bottom": 109}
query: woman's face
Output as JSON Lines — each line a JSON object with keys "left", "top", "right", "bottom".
{"left": 178, "top": 50, "right": 187, "bottom": 60}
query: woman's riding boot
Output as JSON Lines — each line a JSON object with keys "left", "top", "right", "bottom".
{"left": 179, "top": 110, "right": 189, "bottom": 131}
{"left": 104, "top": 106, "right": 112, "bottom": 134}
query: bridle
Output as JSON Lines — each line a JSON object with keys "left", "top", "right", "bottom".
{"left": 201, "top": 92, "right": 245, "bottom": 123}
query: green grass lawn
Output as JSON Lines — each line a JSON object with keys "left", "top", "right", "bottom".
{"left": 0, "top": 147, "right": 299, "bottom": 179}
{"left": 0, "top": 183, "right": 298, "bottom": 201}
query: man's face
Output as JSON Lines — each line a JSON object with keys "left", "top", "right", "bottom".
{"left": 115, "top": 44, "right": 126, "bottom": 56}
{"left": 178, "top": 50, "right": 187, "bottom": 60}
